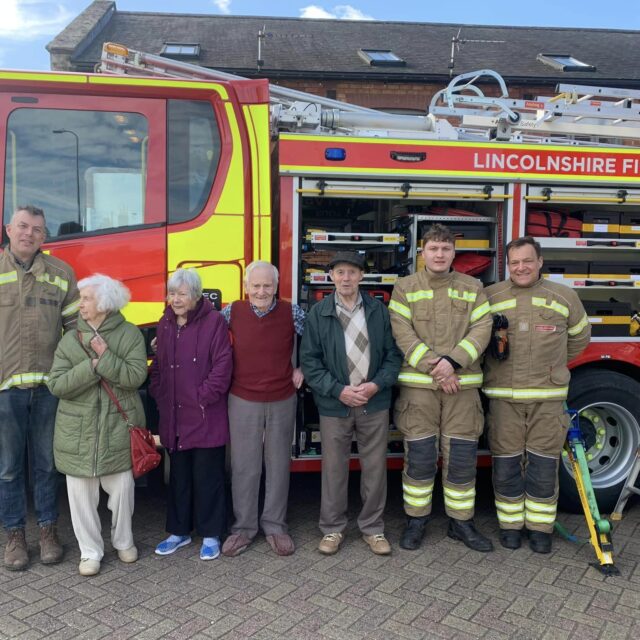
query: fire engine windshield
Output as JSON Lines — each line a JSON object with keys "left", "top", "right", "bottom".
{"left": 3, "top": 108, "right": 148, "bottom": 238}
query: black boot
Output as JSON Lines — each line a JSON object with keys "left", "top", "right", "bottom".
{"left": 499, "top": 528, "right": 522, "bottom": 550}
{"left": 400, "top": 516, "right": 428, "bottom": 550}
{"left": 528, "top": 530, "right": 552, "bottom": 554}
{"left": 447, "top": 519, "right": 494, "bottom": 552}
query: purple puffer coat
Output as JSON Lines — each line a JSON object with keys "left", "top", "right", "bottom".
{"left": 149, "top": 297, "right": 232, "bottom": 452}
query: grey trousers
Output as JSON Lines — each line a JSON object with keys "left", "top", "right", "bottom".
{"left": 228, "top": 393, "right": 297, "bottom": 538}
{"left": 319, "top": 408, "right": 388, "bottom": 536}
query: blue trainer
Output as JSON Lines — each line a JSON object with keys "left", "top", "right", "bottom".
{"left": 155, "top": 535, "right": 191, "bottom": 555}
{"left": 200, "top": 537, "right": 220, "bottom": 561}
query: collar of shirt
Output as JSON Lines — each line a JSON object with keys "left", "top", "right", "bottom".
{"left": 9, "top": 247, "right": 38, "bottom": 272}
{"left": 335, "top": 291, "right": 363, "bottom": 314}
{"left": 250, "top": 299, "right": 277, "bottom": 317}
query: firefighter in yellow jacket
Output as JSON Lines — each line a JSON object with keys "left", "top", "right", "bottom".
{"left": 483, "top": 236, "right": 590, "bottom": 553}
{"left": 390, "top": 224, "right": 493, "bottom": 552}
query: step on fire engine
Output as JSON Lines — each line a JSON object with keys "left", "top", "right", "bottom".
{"left": 1, "top": 44, "right": 639, "bottom": 516}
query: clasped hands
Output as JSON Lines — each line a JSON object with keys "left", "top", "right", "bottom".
{"left": 427, "top": 357, "right": 461, "bottom": 395}
{"left": 339, "top": 381, "right": 380, "bottom": 407}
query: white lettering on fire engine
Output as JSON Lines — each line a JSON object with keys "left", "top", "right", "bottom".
{"left": 472, "top": 152, "right": 629, "bottom": 175}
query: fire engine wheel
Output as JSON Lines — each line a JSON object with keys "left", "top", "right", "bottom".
{"left": 559, "top": 369, "right": 640, "bottom": 514}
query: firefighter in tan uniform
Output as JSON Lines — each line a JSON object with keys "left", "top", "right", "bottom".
{"left": 0, "top": 206, "right": 79, "bottom": 570}
{"left": 483, "top": 237, "right": 590, "bottom": 553}
{"left": 390, "top": 224, "right": 493, "bottom": 552}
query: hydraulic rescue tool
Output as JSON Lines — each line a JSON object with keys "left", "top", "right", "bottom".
{"left": 560, "top": 408, "right": 620, "bottom": 575}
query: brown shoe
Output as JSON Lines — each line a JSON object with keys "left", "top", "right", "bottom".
{"left": 266, "top": 533, "right": 295, "bottom": 556}
{"left": 318, "top": 532, "right": 343, "bottom": 555}
{"left": 39, "top": 523, "right": 63, "bottom": 565}
{"left": 4, "top": 528, "right": 29, "bottom": 571}
{"left": 222, "top": 533, "right": 252, "bottom": 557}
{"left": 363, "top": 533, "right": 391, "bottom": 555}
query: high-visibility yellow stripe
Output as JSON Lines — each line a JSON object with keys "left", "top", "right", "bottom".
{"left": 470, "top": 301, "right": 491, "bottom": 322}
{"left": 389, "top": 299, "right": 411, "bottom": 319}
{"left": 399, "top": 372, "right": 483, "bottom": 386}
{"left": 0, "top": 372, "right": 49, "bottom": 391}
{"left": 588, "top": 315, "right": 632, "bottom": 325}
{"left": 448, "top": 288, "right": 477, "bottom": 303}
{"left": 483, "top": 386, "right": 568, "bottom": 400}
{"left": 495, "top": 500, "right": 525, "bottom": 513}
{"left": 497, "top": 512, "right": 525, "bottom": 524}
{"left": 0, "top": 71, "right": 86, "bottom": 84}
{"left": 490, "top": 299, "right": 517, "bottom": 313}
{"left": 532, "top": 297, "right": 569, "bottom": 318}
{"left": 525, "top": 512, "right": 556, "bottom": 524}
{"left": 408, "top": 342, "right": 429, "bottom": 368}
{"left": 0, "top": 271, "right": 18, "bottom": 285}
{"left": 525, "top": 499, "right": 557, "bottom": 514}
{"left": 36, "top": 273, "right": 68, "bottom": 292}
{"left": 216, "top": 102, "right": 245, "bottom": 213}
{"left": 444, "top": 486, "right": 475, "bottom": 499}
{"left": 406, "top": 290, "right": 434, "bottom": 302}
{"left": 568, "top": 314, "right": 589, "bottom": 335}
{"left": 444, "top": 497, "right": 475, "bottom": 510}
{"left": 404, "top": 494, "right": 433, "bottom": 507}
{"left": 458, "top": 339, "right": 479, "bottom": 362}
{"left": 403, "top": 483, "right": 434, "bottom": 497}
{"left": 89, "top": 75, "right": 229, "bottom": 100}
{"left": 61, "top": 299, "right": 80, "bottom": 317}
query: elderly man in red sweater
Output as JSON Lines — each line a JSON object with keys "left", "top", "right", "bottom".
{"left": 221, "top": 261, "right": 305, "bottom": 557}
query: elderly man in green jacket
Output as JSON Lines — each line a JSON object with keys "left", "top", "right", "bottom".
{"left": 301, "top": 251, "right": 402, "bottom": 556}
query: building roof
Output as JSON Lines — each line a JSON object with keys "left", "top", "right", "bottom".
{"left": 48, "top": 1, "right": 640, "bottom": 85}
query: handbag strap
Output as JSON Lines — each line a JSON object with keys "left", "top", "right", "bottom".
{"left": 76, "top": 330, "right": 132, "bottom": 426}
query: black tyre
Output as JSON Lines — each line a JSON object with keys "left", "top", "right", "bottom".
{"left": 559, "top": 369, "right": 640, "bottom": 514}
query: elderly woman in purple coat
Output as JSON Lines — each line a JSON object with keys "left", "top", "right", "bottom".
{"left": 149, "top": 269, "right": 232, "bottom": 560}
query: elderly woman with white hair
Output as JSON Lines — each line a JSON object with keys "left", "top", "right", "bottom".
{"left": 48, "top": 274, "right": 147, "bottom": 576}
{"left": 149, "top": 268, "right": 232, "bottom": 561}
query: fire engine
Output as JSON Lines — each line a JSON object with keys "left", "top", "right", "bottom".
{"left": 1, "top": 44, "right": 639, "bottom": 511}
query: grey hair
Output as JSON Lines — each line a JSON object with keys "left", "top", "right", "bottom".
{"left": 167, "top": 268, "right": 202, "bottom": 300}
{"left": 244, "top": 261, "right": 279, "bottom": 288}
{"left": 12, "top": 205, "right": 45, "bottom": 224}
{"left": 78, "top": 274, "right": 131, "bottom": 313}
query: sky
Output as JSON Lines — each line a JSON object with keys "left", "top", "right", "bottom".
{"left": 1, "top": 0, "right": 639, "bottom": 71}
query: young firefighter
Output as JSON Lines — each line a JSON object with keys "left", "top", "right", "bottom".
{"left": 483, "top": 236, "right": 590, "bottom": 553}
{"left": 389, "top": 224, "right": 493, "bottom": 552}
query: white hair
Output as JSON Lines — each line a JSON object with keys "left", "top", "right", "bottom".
{"left": 167, "top": 268, "right": 202, "bottom": 300}
{"left": 78, "top": 274, "right": 131, "bottom": 313}
{"left": 244, "top": 261, "right": 279, "bottom": 287}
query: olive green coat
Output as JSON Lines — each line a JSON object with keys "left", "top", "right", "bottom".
{"left": 47, "top": 312, "right": 147, "bottom": 477}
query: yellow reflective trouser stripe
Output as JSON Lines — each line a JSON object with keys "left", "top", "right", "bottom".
{"left": 525, "top": 499, "right": 556, "bottom": 523}
{"left": 444, "top": 486, "right": 475, "bottom": 499}
{"left": 389, "top": 299, "right": 411, "bottom": 320}
{"left": 458, "top": 339, "right": 479, "bottom": 362}
{"left": 470, "top": 301, "right": 491, "bottom": 322}
{"left": 61, "top": 299, "right": 80, "bottom": 317}
{"left": 0, "top": 270, "right": 18, "bottom": 285}
{"left": 495, "top": 500, "right": 524, "bottom": 513}
{"left": 448, "top": 288, "right": 476, "bottom": 303}
{"left": 0, "top": 372, "right": 49, "bottom": 391}
{"left": 532, "top": 297, "right": 569, "bottom": 318}
{"left": 406, "top": 290, "right": 433, "bottom": 302}
{"left": 408, "top": 342, "right": 429, "bottom": 368}
{"left": 490, "top": 299, "right": 516, "bottom": 313}
{"left": 36, "top": 273, "right": 69, "bottom": 293}
{"left": 568, "top": 314, "right": 589, "bottom": 336}
{"left": 400, "top": 372, "right": 483, "bottom": 386}
{"left": 403, "top": 483, "right": 433, "bottom": 507}
{"left": 444, "top": 497, "right": 475, "bottom": 510}
{"left": 482, "top": 387, "right": 568, "bottom": 400}
{"left": 444, "top": 486, "right": 475, "bottom": 511}
{"left": 525, "top": 499, "right": 556, "bottom": 513}
{"left": 497, "top": 512, "right": 525, "bottom": 524}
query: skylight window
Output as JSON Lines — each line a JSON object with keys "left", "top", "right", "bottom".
{"left": 358, "top": 49, "right": 406, "bottom": 67}
{"left": 537, "top": 53, "right": 595, "bottom": 72}
{"left": 161, "top": 43, "right": 200, "bottom": 58}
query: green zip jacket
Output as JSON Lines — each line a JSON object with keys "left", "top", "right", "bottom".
{"left": 47, "top": 312, "right": 147, "bottom": 477}
{"left": 300, "top": 292, "right": 402, "bottom": 417}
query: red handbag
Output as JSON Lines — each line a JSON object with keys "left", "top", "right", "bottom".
{"left": 77, "top": 332, "right": 161, "bottom": 479}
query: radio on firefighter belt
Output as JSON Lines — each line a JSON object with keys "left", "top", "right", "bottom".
{"left": 490, "top": 314, "right": 509, "bottom": 360}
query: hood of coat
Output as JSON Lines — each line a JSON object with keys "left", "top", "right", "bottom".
{"left": 161, "top": 296, "right": 213, "bottom": 326}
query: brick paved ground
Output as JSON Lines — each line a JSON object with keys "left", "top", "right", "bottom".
{"left": 1, "top": 470, "right": 638, "bottom": 640}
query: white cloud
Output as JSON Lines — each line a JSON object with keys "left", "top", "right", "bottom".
{"left": 213, "top": 0, "right": 232, "bottom": 14}
{"left": 300, "top": 5, "right": 374, "bottom": 20}
{"left": 0, "top": 0, "right": 73, "bottom": 40}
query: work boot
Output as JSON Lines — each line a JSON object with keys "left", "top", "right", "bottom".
{"left": 4, "top": 528, "right": 29, "bottom": 571}
{"left": 399, "top": 516, "right": 428, "bottom": 550}
{"left": 39, "top": 523, "right": 63, "bottom": 564}
{"left": 447, "top": 518, "right": 494, "bottom": 552}
{"left": 499, "top": 528, "right": 522, "bottom": 550}
{"left": 528, "top": 530, "right": 552, "bottom": 554}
